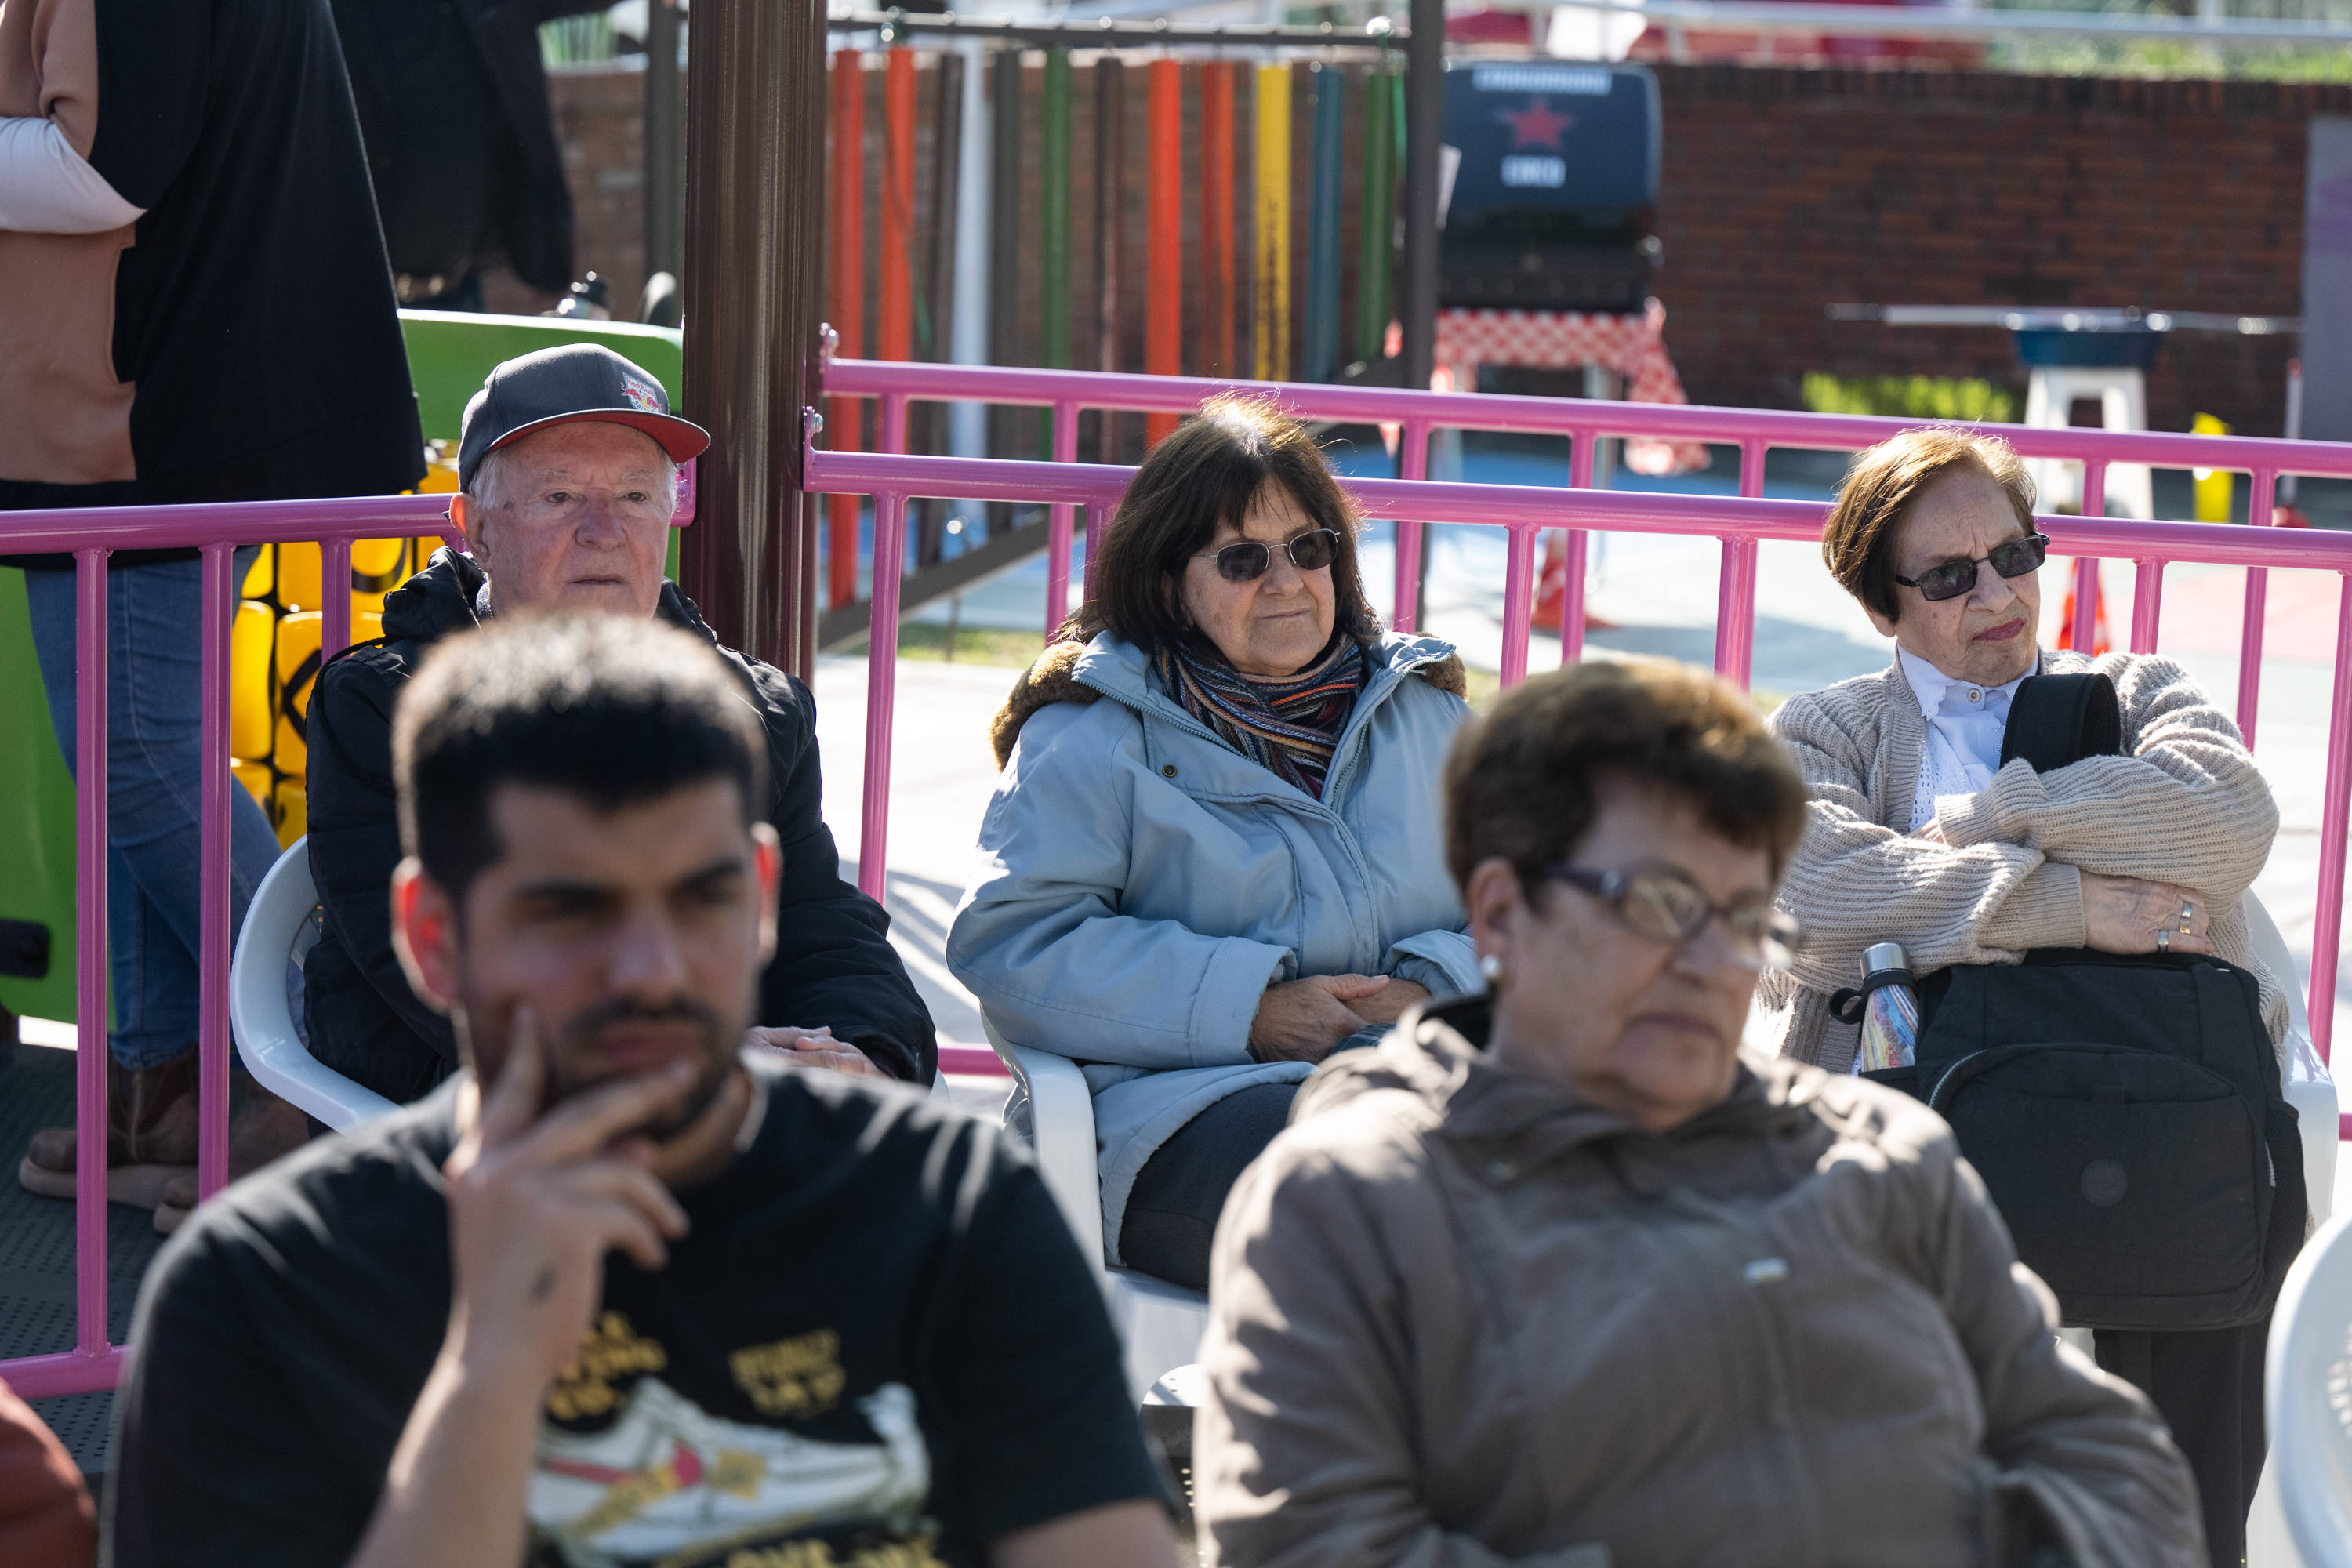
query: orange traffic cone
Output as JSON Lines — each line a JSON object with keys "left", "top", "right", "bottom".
{"left": 2058, "top": 577, "right": 2113, "bottom": 656}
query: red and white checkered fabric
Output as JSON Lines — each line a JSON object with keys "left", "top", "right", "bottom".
{"left": 1435, "top": 298, "right": 1709, "bottom": 475}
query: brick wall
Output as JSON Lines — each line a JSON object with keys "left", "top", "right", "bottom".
{"left": 1653, "top": 66, "right": 2348, "bottom": 437}
{"left": 540, "top": 60, "right": 2345, "bottom": 440}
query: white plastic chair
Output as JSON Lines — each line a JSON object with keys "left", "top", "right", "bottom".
{"left": 982, "top": 1017, "right": 1211, "bottom": 1406}
{"left": 231, "top": 837, "right": 400, "bottom": 1129}
{"left": 2241, "top": 891, "right": 2343, "bottom": 1568}
{"left": 2265, "top": 1208, "right": 2352, "bottom": 1568}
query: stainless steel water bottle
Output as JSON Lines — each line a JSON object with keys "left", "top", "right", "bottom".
{"left": 1855, "top": 942, "right": 1919, "bottom": 1073}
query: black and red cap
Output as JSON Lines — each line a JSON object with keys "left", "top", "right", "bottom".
{"left": 458, "top": 343, "right": 710, "bottom": 489}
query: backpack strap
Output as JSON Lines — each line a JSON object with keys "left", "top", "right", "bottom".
{"left": 2000, "top": 672, "right": 2123, "bottom": 774}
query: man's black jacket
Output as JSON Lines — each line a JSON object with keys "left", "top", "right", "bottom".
{"left": 301, "top": 550, "right": 935, "bottom": 1098}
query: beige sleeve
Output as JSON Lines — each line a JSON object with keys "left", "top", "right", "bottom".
{"left": 1935, "top": 654, "right": 2278, "bottom": 901}
{"left": 1769, "top": 695, "right": 2085, "bottom": 1000}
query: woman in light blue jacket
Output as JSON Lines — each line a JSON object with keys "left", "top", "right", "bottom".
{"left": 949, "top": 396, "right": 1480, "bottom": 1289}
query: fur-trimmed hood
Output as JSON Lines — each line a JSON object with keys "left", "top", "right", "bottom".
{"left": 990, "top": 633, "right": 1469, "bottom": 769}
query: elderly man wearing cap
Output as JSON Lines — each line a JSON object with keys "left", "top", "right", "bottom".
{"left": 278, "top": 345, "right": 935, "bottom": 1176}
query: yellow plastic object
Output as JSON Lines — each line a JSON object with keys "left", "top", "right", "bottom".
{"left": 230, "top": 601, "right": 275, "bottom": 760}
{"left": 2191, "top": 413, "right": 2234, "bottom": 523}
{"left": 274, "top": 612, "right": 321, "bottom": 775}
{"left": 272, "top": 781, "right": 307, "bottom": 848}
{"left": 232, "top": 760, "right": 271, "bottom": 811}
{"left": 278, "top": 542, "right": 321, "bottom": 612}
{"left": 241, "top": 544, "right": 274, "bottom": 600}
{"left": 353, "top": 536, "right": 406, "bottom": 579}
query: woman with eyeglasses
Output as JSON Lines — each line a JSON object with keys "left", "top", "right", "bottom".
{"left": 948, "top": 394, "right": 1480, "bottom": 1290}
{"left": 1762, "top": 427, "right": 2281, "bottom": 1567}
{"left": 1192, "top": 659, "right": 2201, "bottom": 1568}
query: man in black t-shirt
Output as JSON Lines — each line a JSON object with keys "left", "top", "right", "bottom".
{"left": 107, "top": 613, "right": 1176, "bottom": 1568}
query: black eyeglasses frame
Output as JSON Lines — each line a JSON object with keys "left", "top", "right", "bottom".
{"left": 1893, "top": 532, "right": 2050, "bottom": 604}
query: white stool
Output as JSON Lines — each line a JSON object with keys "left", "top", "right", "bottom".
{"left": 2023, "top": 364, "right": 2154, "bottom": 521}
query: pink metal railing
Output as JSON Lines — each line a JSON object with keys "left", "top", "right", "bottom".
{"left": 6, "top": 366, "right": 2351, "bottom": 1398}
{"left": 0, "top": 495, "right": 450, "bottom": 1398}
{"left": 811, "top": 359, "right": 2352, "bottom": 1138}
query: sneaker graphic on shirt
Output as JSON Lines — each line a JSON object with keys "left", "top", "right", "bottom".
{"left": 528, "top": 1377, "right": 936, "bottom": 1567}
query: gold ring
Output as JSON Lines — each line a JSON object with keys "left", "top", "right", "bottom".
{"left": 2158, "top": 929, "right": 2172, "bottom": 953}
{"left": 2180, "top": 902, "right": 2194, "bottom": 934}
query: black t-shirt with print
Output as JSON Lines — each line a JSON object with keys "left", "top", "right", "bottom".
{"left": 107, "top": 1063, "right": 1160, "bottom": 1568}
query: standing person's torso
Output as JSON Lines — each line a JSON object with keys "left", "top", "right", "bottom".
{"left": 0, "top": 0, "right": 423, "bottom": 510}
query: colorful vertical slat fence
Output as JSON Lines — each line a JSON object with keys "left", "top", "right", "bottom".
{"left": 1145, "top": 57, "right": 1183, "bottom": 444}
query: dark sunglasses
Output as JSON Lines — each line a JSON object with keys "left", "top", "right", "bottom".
{"left": 1194, "top": 528, "right": 1341, "bottom": 583}
{"left": 1545, "top": 862, "right": 1800, "bottom": 973}
{"left": 1893, "top": 532, "right": 2049, "bottom": 604}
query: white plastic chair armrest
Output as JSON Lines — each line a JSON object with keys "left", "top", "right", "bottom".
{"left": 2266, "top": 1210, "right": 2352, "bottom": 1568}
{"left": 2243, "top": 893, "right": 2337, "bottom": 1225}
{"left": 981, "top": 1016, "right": 1108, "bottom": 1272}
{"left": 230, "top": 837, "right": 400, "bottom": 1131}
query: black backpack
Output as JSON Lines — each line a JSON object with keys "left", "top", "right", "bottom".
{"left": 1861, "top": 673, "right": 2304, "bottom": 1333}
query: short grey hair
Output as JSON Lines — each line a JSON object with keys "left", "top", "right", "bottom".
{"left": 463, "top": 434, "right": 681, "bottom": 517}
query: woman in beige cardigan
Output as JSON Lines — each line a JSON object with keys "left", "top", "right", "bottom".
{"left": 1761, "top": 426, "right": 2281, "bottom": 1568}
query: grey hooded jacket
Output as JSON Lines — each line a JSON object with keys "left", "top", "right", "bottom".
{"left": 948, "top": 630, "right": 1482, "bottom": 1262}
{"left": 1192, "top": 996, "right": 2205, "bottom": 1568}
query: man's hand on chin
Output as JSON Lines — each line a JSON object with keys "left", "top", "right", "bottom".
{"left": 744, "top": 1025, "right": 885, "bottom": 1079}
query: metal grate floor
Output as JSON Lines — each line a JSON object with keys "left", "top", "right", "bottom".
{"left": 0, "top": 1043, "right": 167, "bottom": 1479}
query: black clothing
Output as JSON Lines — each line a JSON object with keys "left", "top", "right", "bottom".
{"left": 2096, "top": 1321, "right": 2269, "bottom": 1568}
{"left": 302, "top": 549, "right": 935, "bottom": 1094}
{"left": 1, "top": 0, "right": 423, "bottom": 568}
{"left": 331, "top": 0, "right": 603, "bottom": 296}
{"left": 1118, "top": 1082, "right": 1298, "bottom": 1291}
{"left": 107, "top": 1063, "right": 1162, "bottom": 1567}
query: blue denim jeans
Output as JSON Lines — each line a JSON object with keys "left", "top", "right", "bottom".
{"left": 24, "top": 553, "right": 280, "bottom": 1070}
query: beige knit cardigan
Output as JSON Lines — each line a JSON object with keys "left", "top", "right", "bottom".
{"left": 1760, "top": 649, "right": 2285, "bottom": 1071}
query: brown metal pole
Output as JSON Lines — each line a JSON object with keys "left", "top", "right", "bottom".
{"left": 681, "top": 0, "right": 823, "bottom": 677}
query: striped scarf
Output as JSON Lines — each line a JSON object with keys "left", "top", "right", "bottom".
{"left": 1156, "top": 637, "right": 1367, "bottom": 799}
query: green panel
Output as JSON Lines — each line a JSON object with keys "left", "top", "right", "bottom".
{"left": 0, "top": 568, "right": 81, "bottom": 1024}
{"left": 399, "top": 310, "right": 686, "bottom": 445}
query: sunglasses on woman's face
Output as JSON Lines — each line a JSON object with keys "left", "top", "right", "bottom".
{"left": 1893, "top": 532, "right": 2049, "bottom": 604}
{"left": 1194, "top": 528, "right": 1341, "bottom": 583}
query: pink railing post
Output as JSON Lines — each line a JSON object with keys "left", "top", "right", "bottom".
{"left": 858, "top": 486, "right": 909, "bottom": 903}
{"left": 198, "top": 545, "right": 234, "bottom": 1200}
{"left": 321, "top": 537, "right": 352, "bottom": 659}
{"left": 1714, "top": 440, "right": 1766, "bottom": 690}
{"left": 1044, "top": 401, "right": 1078, "bottom": 633}
{"left": 1558, "top": 426, "right": 1599, "bottom": 668}
{"left": 1499, "top": 525, "right": 1537, "bottom": 689}
{"left": 1392, "top": 419, "right": 1431, "bottom": 633}
{"left": 74, "top": 547, "right": 110, "bottom": 1364}
{"left": 2308, "top": 572, "right": 2352, "bottom": 1079}
{"left": 2129, "top": 559, "right": 2166, "bottom": 655}
{"left": 2071, "top": 461, "right": 2107, "bottom": 656}
{"left": 2238, "top": 469, "right": 2278, "bottom": 748}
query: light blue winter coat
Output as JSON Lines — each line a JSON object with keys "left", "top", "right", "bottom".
{"left": 948, "top": 630, "right": 1482, "bottom": 1264}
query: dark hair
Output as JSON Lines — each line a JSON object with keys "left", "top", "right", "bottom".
{"left": 1057, "top": 394, "right": 1381, "bottom": 654}
{"left": 1823, "top": 427, "right": 2036, "bottom": 625}
{"left": 393, "top": 612, "right": 768, "bottom": 902}
{"left": 1443, "top": 659, "right": 1809, "bottom": 899}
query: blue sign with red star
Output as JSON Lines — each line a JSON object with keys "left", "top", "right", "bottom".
{"left": 1442, "top": 62, "right": 1660, "bottom": 223}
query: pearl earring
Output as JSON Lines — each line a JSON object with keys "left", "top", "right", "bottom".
{"left": 1479, "top": 953, "right": 1504, "bottom": 986}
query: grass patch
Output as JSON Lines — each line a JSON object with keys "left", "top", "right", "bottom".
{"left": 1802, "top": 372, "right": 2017, "bottom": 426}
{"left": 839, "top": 622, "right": 1049, "bottom": 668}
